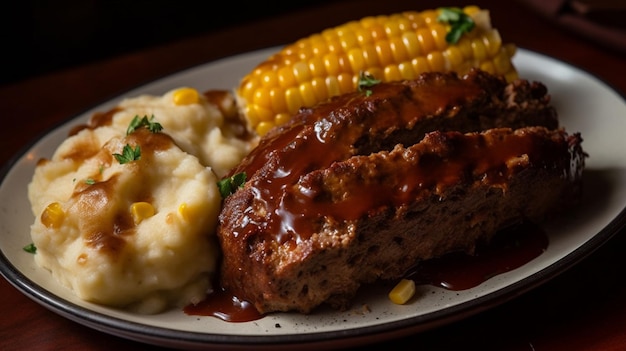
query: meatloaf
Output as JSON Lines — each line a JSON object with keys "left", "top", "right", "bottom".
{"left": 217, "top": 69, "right": 586, "bottom": 314}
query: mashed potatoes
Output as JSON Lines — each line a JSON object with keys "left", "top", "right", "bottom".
{"left": 107, "top": 87, "right": 256, "bottom": 178}
{"left": 27, "top": 87, "right": 257, "bottom": 313}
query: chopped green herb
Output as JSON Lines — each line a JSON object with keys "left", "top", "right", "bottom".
{"left": 113, "top": 144, "right": 141, "bottom": 164}
{"left": 437, "top": 7, "right": 475, "bottom": 44}
{"left": 23, "top": 243, "right": 36, "bottom": 254}
{"left": 126, "top": 115, "right": 163, "bottom": 135}
{"left": 85, "top": 178, "right": 96, "bottom": 185}
{"left": 218, "top": 172, "right": 247, "bottom": 198}
{"left": 357, "top": 71, "right": 381, "bottom": 96}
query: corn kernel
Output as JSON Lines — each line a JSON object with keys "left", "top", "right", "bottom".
{"left": 375, "top": 39, "right": 393, "bottom": 67}
{"left": 274, "top": 113, "right": 292, "bottom": 127}
{"left": 471, "top": 38, "right": 488, "bottom": 61}
{"left": 299, "top": 82, "right": 318, "bottom": 107}
{"left": 483, "top": 29, "right": 502, "bottom": 56}
{"left": 421, "top": 9, "right": 438, "bottom": 24}
{"left": 178, "top": 202, "right": 199, "bottom": 222}
{"left": 362, "top": 45, "right": 380, "bottom": 67}
{"left": 285, "top": 86, "right": 304, "bottom": 114}
{"left": 41, "top": 202, "right": 64, "bottom": 228}
{"left": 308, "top": 56, "right": 327, "bottom": 77}
{"left": 398, "top": 61, "right": 416, "bottom": 79}
{"left": 463, "top": 5, "right": 482, "bottom": 16}
{"left": 389, "top": 36, "right": 409, "bottom": 63}
{"left": 354, "top": 27, "right": 374, "bottom": 46}
{"left": 336, "top": 73, "right": 355, "bottom": 94}
{"left": 260, "top": 70, "right": 279, "bottom": 87}
{"left": 401, "top": 31, "right": 421, "bottom": 58}
{"left": 239, "top": 78, "right": 260, "bottom": 102}
{"left": 253, "top": 88, "right": 272, "bottom": 108}
{"left": 323, "top": 53, "right": 341, "bottom": 76}
{"left": 310, "top": 76, "right": 329, "bottom": 101}
{"left": 130, "top": 202, "right": 155, "bottom": 224}
{"left": 338, "top": 29, "right": 359, "bottom": 51}
{"left": 384, "top": 17, "right": 403, "bottom": 37}
{"left": 347, "top": 48, "right": 365, "bottom": 73}
{"left": 369, "top": 24, "right": 387, "bottom": 41}
{"left": 359, "top": 16, "right": 377, "bottom": 30}
{"left": 252, "top": 104, "right": 273, "bottom": 122}
{"left": 310, "top": 35, "right": 329, "bottom": 56}
{"left": 269, "top": 87, "right": 287, "bottom": 115}
{"left": 430, "top": 25, "right": 449, "bottom": 51}
{"left": 336, "top": 53, "right": 353, "bottom": 74}
{"left": 389, "top": 279, "right": 416, "bottom": 304}
{"left": 426, "top": 51, "right": 446, "bottom": 71}
{"left": 278, "top": 66, "right": 297, "bottom": 88}
{"left": 172, "top": 87, "right": 199, "bottom": 105}
{"left": 292, "top": 61, "right": 312, "bottom": 84}
{"left": 384, "top": 65, "right": 402, "bottom": 82}
{"left": 416, "top": 27, "right": 436, "bottom": 53}
{"left": 456, "top": 37, "right": 473, "bottom": 59}
{"left": 325, "top": 76, "right": 342, "bottom": 97}
{"left": 326, "top": 38, "right": 343, "bottom": 53}
{"left": 444, "top": 46, "right": 464, "bottom": 70}
{"left": 411, "top": 56, "right": 430, "bottom": 75}
{"left": 256, "top": 121, "right": 275, "bottom": 136}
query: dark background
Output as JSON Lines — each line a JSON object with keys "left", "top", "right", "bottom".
{"left": 2, "top": 1, "right": 623, "bottom": 88}
{"left": 0, "top": 1, "right": 333, "bottom": 87}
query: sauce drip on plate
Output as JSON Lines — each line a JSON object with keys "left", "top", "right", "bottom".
{"left": 406, "top": 221, "right": 548, "bottom": 290}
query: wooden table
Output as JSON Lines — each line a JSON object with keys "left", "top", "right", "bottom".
{"left": 1, "top": 0, "right": 625, "bottom": 350}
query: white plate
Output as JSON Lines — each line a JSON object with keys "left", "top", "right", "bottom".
{"left": 1, "top": 47, "right": 626, "bottom": 350}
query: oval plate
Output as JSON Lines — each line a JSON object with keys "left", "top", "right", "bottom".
{"left": 1, "top": 47, "right": 626, "bottom": 350}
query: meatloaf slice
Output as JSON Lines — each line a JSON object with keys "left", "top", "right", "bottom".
{"left": 217, "top": 70, "right": 585, "bottom": 314}
{"left": 231, "top": 69, "right": 557, "bottom": 176}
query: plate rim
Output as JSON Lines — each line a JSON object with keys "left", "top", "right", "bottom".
{"left": 1, "top": 46, "right": 626, "bottom": 349}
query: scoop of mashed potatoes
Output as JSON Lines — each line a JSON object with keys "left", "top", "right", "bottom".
{"left": 110, "top": 87, "right": 256, "bottom": 178}
{"left": 27, "top": 87, "right": 256, "bottom": 313}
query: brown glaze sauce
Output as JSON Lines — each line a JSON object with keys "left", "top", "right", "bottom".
{"left": 69, "top": 107, "right": 121, "bottom": 136}
{"left": 227, "top": 80, "right": 489, "bottom": 245}
{"left": 183, "top": 288, "right": 263, "bottom": 322}
{"left": 235, "top": 126, "right": 567, "bottom": 246}
{"left": 185, "top": 220, "right": 548, "bottom": 322}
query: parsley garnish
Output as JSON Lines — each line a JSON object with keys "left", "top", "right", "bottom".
{"left": 23, "top": 243, "right": 36, "bottom": 254}
{"left": 126, "top": 115, "right": 163, "bottom": 135}
{"left": 218, "top": 172, "right": 247, "bottom": 198}
{"left": 85, "top": 178, "right": 96, "bottom": 185}
{"left": 437, "top": 7, "right": 475, "bottom": 44}
{"left": 357, "top": 71, "right": 381, "bottom": 96}
{"left": 113, "top": 144, "right": 141, "bottom": 164}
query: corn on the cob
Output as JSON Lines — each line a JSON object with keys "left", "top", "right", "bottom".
{"left": 237, "top": 6, "right": 518, "bottom": 135}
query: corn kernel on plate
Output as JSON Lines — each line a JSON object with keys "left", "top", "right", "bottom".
{"left": 1, "top": 46, "right": 626, "bottom": 350}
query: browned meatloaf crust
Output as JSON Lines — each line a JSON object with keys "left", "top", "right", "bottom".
{"left": 217, "top": 69, "right": 586, "bottom": 314}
